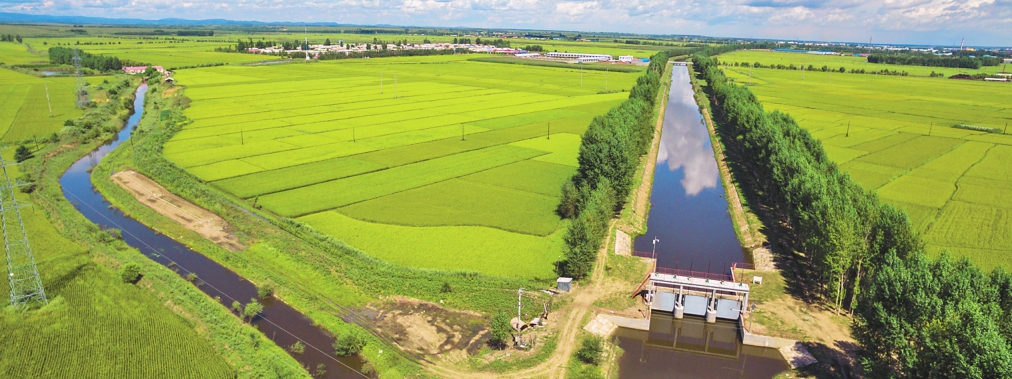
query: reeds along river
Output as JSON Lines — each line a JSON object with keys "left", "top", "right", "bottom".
{"left": 59, "top": 84, "right": 367, "bottom": 379}
{"left": 620, "top": 66, "right": 788, "bottom": 378}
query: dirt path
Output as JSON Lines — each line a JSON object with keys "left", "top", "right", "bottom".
{"left": 700, "top": 107, "right": 774, "bottom": 270}
{"left": 111, "top": 170, "right": 244, "bottom": 251}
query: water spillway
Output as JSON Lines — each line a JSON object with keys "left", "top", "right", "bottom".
{"left": 59, "top": 85, "right": 366, "bottom": 378}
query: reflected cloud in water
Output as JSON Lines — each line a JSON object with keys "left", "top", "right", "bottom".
{"left": 656, "top": 81, "right": 718, "bottom": 196}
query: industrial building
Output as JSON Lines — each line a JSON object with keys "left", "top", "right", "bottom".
{"left": 546, "top": 52, "right": 613, "bottom": 62}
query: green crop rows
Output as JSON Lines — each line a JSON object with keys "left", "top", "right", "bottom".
{"left": 0, "top": 69, "right": 111, "bottom": 142}
{"left": 718, "top": 55, "right": 1012, "bottom": 270}
{"left": 167, "top": 55, "right": 638, "bottom": 278}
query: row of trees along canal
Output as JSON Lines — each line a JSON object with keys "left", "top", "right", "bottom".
{"left": 693, "top": 49, "right": 1012, "bottom": 377}
{"left": 554, "top": 49, "right": 674, "bottom": 279}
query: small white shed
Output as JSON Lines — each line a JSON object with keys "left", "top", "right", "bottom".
{"left": 557, "top": 277, "right": 573, "bottom": 292}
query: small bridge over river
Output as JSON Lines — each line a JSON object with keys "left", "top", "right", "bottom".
{"left": 631, "top": 250, "right": 752, "bottom": 324}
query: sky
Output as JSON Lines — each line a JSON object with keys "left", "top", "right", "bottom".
{"left": 3, "top": 0, "right": 1010, "bottom": 46}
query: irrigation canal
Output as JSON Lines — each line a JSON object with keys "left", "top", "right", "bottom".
{"left": 618, "top": 66, "right": 789, "bottom": 377}
{"left": 59, "top": 84, "right": 366, "bottom": 378}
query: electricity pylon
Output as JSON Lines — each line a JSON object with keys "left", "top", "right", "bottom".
{"left": 2, "top": 153, "right": 47, "bottom": 307}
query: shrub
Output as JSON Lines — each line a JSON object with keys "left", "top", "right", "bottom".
{"left": 488, "top": 309, "right": 513, "bottom": 349}
{"left": 120, "top": 262, "right": 141, "bottom": 283}
{"left": 333, "top": 330, "right": 366, "bottom": 356}
{"left": 14, "top": 145, "right": 33, "bottom": 163}
{"left": 256, "top": 281, "right": 274, "bottom": 299}
{"left": 576, "top": 335, "right": 603, "bottom": 365}
{"left": 440, "top": 282, "right": 452, "bottom": 293}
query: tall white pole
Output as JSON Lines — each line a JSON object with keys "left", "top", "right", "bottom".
{"left": 394, "top": 73, "right": 397, "bottom": 99}
{"left": 44, "top": 84, "right": 53, "bottom": 117}
{"left": 380, "top": 70, "right": 383, "bottom": 94}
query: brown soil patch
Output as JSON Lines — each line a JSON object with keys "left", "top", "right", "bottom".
{"left": 111, "top": 170, "right": 244, "bottom": 251}
{"left": 358, "top": 298, "right": 487, "bottom": 358}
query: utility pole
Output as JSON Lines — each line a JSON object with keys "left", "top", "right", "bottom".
{"left": 353, "top": 127, "right": 356, "bottom": 142}
{"left": 461, "top": 124, "right": 465, "bottom": 141}
{"left": 380, "top": 70, "right": 383, "bottom": 94}
{"left": 605, "top": 67, "right": 609, "bottom": 91}
{"left": 44, "top": 84, "right": 53, "bottom": 117}
{"left": 547, "top": 121, "right": 550, "bottom": 140}
{"left": 846, "top": 121, "right": 851, "bottom": 137}
{"left": 1005, "top": 122, "right": 1008, "bottom": 134}
{"left": 2, "top": 152, "right": 47, "bottom": 307}
{"left": 580, "top": 66, "right": 583, "bottom": 87}
{"left": 517, "top": 288, "right": 524, "bottom": 347}
{"left": 394, "top": 73, "right": 397, "bottom": 99}
{"left": 929, "top": 122, "right": 933, "bottom": 136}
{"left": 240, "top": 129, "right": 244, "bottom": 145}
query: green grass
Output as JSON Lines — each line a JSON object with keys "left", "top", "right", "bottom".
{"left": 166, "top": 56, "right": 637, "bottom": 278}
{"left": 717, "top": 56, "right": 1012, "bottom": 270}
{"left": 0, "top": 42, "right": 47, "bottom": 65}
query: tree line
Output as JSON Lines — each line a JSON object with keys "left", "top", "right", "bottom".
{"left": 868, "top": 53, "right": 1002, "bottom": 69}
{"left": 695, "top": 50, "right": 1012, "bottom": 377}
{"left": 555, "top": 50, "right": 672, "bottom": 279}
{"left": 48, "top": 46, "right": 123, "bottom": 71}
{"left": 725, "top": 60, "right": 912, "bottom": 76}
{"left": 1, "top": 34, "right": 22, "bottom": 43}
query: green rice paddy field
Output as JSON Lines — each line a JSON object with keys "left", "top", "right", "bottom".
{"left": 720, "top": 50, "right": 1009, "bottom": 77}
{"left": 0, "top": 69, "right": 111, "bottom": 142}
{"left": 717, "top": 54, "right": 1012, "bottom": 270}
{"left": 169, "top": 55, "right": 640, "bottom": 278}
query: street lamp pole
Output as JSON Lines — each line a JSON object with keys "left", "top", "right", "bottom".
{"left": 651, "top": 237, "right": 659, "bottom": 263}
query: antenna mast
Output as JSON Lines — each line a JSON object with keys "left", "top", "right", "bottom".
{"left": 72, "top": 47, "right": 88, "bottom": 109}
{"left": 2, "top": 153, "right": 47, "bottom": 307}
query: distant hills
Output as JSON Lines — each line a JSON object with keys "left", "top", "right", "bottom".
{"left": 0, "top": 12, "right": 366, "bottom": 27}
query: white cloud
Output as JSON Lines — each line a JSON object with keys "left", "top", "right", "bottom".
{"left": 1, "top": 0, "right": 1009, "bottom": 45}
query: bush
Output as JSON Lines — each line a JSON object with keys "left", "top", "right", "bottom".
{"left": 120, "top": 262, "right": 141, "bottom": 283}
{"left": 488, "top": 309, "right": 513, "bottom": 349}
{"left": 440, "top": 282, "right": 452, "bottom": 293}
{"left": 14, "top": 145, "right": 33, "bottom": 163}
{"left": 576, "top": 335, "right": 603, "bottom": 365}
{"left": 256, "top": 281, "right": 274, "bottom": 299}
{"left": 333, "top": 330, "right": 366, "bottom": 356}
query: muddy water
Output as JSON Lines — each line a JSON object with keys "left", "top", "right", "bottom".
{"left": 633, "top": 65, "right": 745, "bottom": 271}
{"left": 616, "top": 314, "right": 789, "bottom": 378}
{"left": 59, "top": 85, "right": 366, "bottom": 378}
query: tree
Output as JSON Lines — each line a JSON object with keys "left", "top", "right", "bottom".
{"left": 16, "top": 35, "right": 22, "bottom": 43}
{"left": 576, "top": 335, "right": 603, "bottom": 365}
{"left": 488, "top": 309, "right": 512, "bottom": 349}
{"left": 324, "top": 38, "right": 331, "bottom": 46}
{"left": 231, "top": 300, "right": 243, "bottom": 315}
{"left": 243, "top": 298, "right": 263, "bottom": 322}
{"left": 14, "top": 145, "right": 33, "bottom": 163}
{"left": 143, "top": 66, "right": 159, "bottom": 79}
{"left": 333, "top": 330, "right": 366, "bottom": 356}
{"left": 120, "top": 262, "right": 141, "bottom": 283}
{"left": 289, "top": 341, "right": 306, "bottom": 354}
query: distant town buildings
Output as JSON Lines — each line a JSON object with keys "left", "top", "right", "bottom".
{"left": 122, "top": 65, "right": 166, "bottom": 75}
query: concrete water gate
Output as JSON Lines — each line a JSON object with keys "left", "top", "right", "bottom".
{"left": 644, "top": 270, "right": 750, "bottom": 323}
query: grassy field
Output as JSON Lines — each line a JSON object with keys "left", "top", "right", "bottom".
{"left": 0, "top": 69, "right": 113, "bottom": 142}
{"left": 166, "top": 54, "right": 639, "bottom": 278}
{"left": 720, "top": 50, "right": 1010, "bottom": 77}
{"left": 718, "top": 60, "right": 1012, "bottom": 270}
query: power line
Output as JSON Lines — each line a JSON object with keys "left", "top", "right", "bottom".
{"left": 2, "top": 152, "right": 47, "bottom": 307}
{"left": 61, "top": 190, "right": 368, "bottom": 377}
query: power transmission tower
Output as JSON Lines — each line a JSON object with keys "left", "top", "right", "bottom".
{"left": 72, "top": 47, "right": 89, "bottom": 109}
{"left": 2, "top": 153, "right": 47, "bottom": 307}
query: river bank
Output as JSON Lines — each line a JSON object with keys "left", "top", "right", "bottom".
{"left": 690, "top": 56, "right": 862, "bottom": 378}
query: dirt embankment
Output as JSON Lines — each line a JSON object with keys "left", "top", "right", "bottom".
{"left": 111, "top": 170, "right": 244, "bottom": 251}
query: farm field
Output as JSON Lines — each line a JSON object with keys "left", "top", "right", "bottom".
{"left": 0, "top": 148, "right": 234, "bottom": 378}
{"left": 0, "top": 68, "right": 111, "bottom": 142}
{"left": 719, "top": 63, "right": 1012, "bottom": 269}
{"left": 169, "top": 54, "right": 641, "bottom": 278}
{"left": 720, "top": 50, "right": 1009, "bottom": 77}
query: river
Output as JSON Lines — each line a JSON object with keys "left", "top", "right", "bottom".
{"left": 618, "top": 66, "right": 788, "bottom": 377}
{"left": 633, "top": 66, "right": 746, "bottom": 272}
{"left": 59, "top": 84, "right": 366, "bottom": 378}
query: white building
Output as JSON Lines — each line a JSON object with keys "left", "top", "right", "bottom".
{"left": 546, "top": 52, "right": 613, "bottom": 61}
{"left": 618, "top": 55, "right": 635, "bottom": 63}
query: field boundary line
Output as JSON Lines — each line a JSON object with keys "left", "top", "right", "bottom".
{"left": 920, "top": 143, "right": 996, "bottom": 236}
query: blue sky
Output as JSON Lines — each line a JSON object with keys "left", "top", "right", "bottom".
{"left": 4, "top": 0, "right": 1009, "bottom": 46}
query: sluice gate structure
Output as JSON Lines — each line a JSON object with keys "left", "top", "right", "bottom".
{"left": 632, "top": 256, "right": 751, "bottom": 324}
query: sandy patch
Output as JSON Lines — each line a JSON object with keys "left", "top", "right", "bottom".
{"left": 111, "top": 170, "right": 243, "bottom": 251}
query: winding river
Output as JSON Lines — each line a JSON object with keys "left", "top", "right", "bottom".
{"left": 59, "top": 84, "right": 365, "bottom": 379}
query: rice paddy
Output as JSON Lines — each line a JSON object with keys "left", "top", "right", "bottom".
{"left": 170, "top": 55, "right": 640, "bottom": 278}
{"left": 0, "top": 69, "right": 111, "bottom": 142}
{"left": 719, "top": 56, "right": 1012, "bottom": 270}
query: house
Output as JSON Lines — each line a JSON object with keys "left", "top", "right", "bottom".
{"left": 618, "top": 55, "right": 635, "bottom": 63}
{"left": 122, "top": 66, "right": 166, "bottom": 75}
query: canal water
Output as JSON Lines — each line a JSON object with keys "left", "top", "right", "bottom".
{"left": 615, "top": 314, "right": 789, "bottom": 378}
{"left": 59, "top": 85, "right": 367, "bottom": 378}
{"left": 633, "top": 66, "right": 745, "bottom": 271}
{"left": 619, "top": 66, "right": 788, "bottom": 377}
